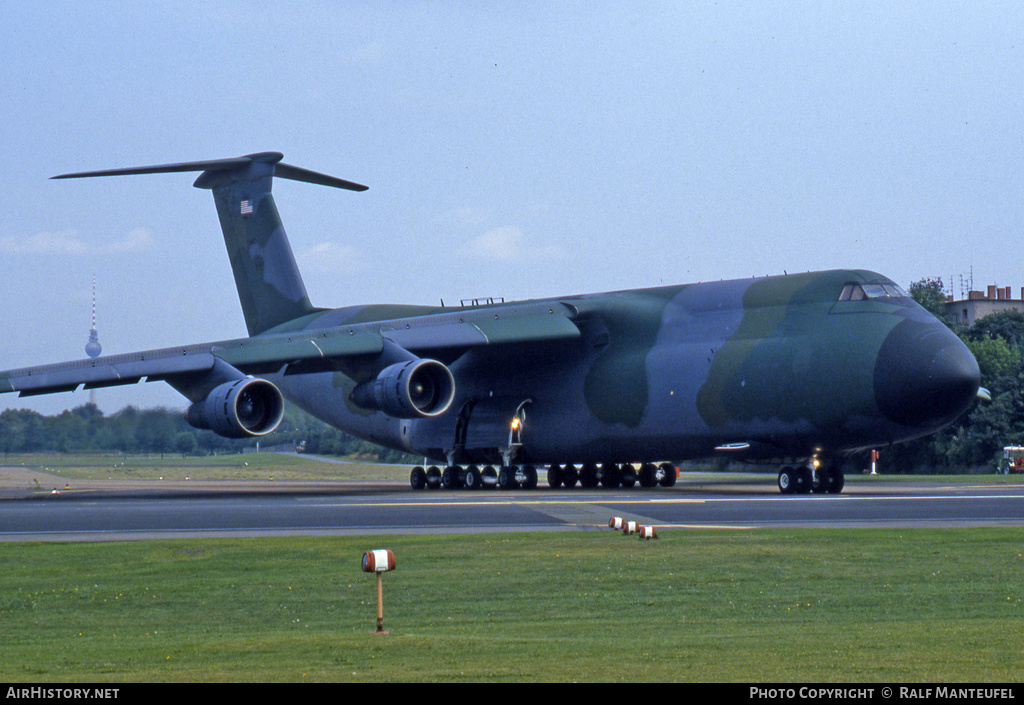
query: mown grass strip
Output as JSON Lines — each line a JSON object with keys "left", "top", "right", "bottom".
{"left": 1, "top": 528, "right": 1021, "bottom": 682}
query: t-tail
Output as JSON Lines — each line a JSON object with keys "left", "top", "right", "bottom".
{"left": 53, "top": 152, "right": 368, "bottom": 336}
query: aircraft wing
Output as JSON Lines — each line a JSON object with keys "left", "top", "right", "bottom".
{"left": 0, "top": 302, "right": 582, "bottom": 399}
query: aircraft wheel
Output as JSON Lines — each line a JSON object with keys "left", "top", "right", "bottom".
{"left": 828, "top": 470, "right": 845, "bottom": 494}
{"left": 796, "top": 467, "right": 813, "bottom": 494}
{"left": 425, "top": 465, "right": 442, "bottom": 490}
{"left": 410, "top": 466, "right": 426, "bottom": 490}
{"left": 562, "top": 464, "right": 578, "bottom": 488}
{"left": 464, "top": 465, "right": 483, "bottom": 490}
{"left": 442, "top": 466, "right": 463, "bottom": 490}
{"left": 482, "top": 465, "right": 498, "bottom": 489}
{"left": 521, "top": 465, "right": 538, "bottom": 489}
{"left": 639, "top": 463, "right": 658, "bottom": 488}
{"left": 658, "top": 462, "right": 677, "bottom": 487}
{"left": 777, "top": 467, "right": 797, "bottom": 494}
{"left": 620, "top": 465, "right": 637, "bottom": 488}
{"left": 579, "top": 463, "right": 599, "bottom": 488}
{"left": 599, "top": 463, "right": 621, "bottom": 488}
{"left": 498, "top": 466, "right": 519, "bottom": 490}
{"left": 813, "top": 466, "right": 841, "bottom": 494}
{"left": 547, "top": 464, "right": 563, "bottom": 488}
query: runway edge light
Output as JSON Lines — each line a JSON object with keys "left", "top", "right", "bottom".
{"left": 361, "top": 549, "right": 396, "bottom": 635}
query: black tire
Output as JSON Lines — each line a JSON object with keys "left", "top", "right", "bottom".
{"left": 410, "top": 466, "right": 426, "bottom": 490}
{"left": 547, "top": 464, "right": 563, "bottom": 488}
{"left": 562, "top": 464, "right": 578, "bottom": 488}
{"left": 498, "top": 466, "right": 518, "bottom": 490}
{"left": 464, "top": 465, "right": 482, "bottom": 490}
{"left": 620, "top": 465, "right": 637, "bottom": 488}
{"left": 778, "top": 466, "right": 797, "bottom": 494}
{"left": 522, "top": 465, "right": 538, "bottom": 489}
{"left": 442, "top": 466, "right": 461, "bottom": 490}
{"left": 796, "top": 467, "right": 813, "bottom": 494}
{"left": 426, "top": 465, "right": 442, "bottom": 490}
{"left": 658, "top": 462, "right": 677, "bottom": 487}
{"left": 599, "top": 463, "right": 621, "bottom": 489}
{"left": 482, "top": 465, "right": 498, "bottom": 489}
{"left": 828, "top": 470, "right": 845, "bottom": 494}
{"left": 639, "top": 463, "right": 658, "bottom": 488}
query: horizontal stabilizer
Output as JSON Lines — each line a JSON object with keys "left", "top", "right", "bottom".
{"left": 52, "top": 151, "right": 367, "bottom": 335}
{"left": 52, "top": 152, "right": 368, "bottom": 192}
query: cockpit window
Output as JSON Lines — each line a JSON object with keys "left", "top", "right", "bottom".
{"left": 838, "top": 282, "right": 909, "bottom": 301}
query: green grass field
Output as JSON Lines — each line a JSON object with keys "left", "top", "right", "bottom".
{"left": 1, "top": 529, "right": 1022, "bottom": 682}
{"left": 2, "top": 453, "right": 1023, "bottom": 681}
{"left": 0, "top": 452, "right": 412, "bottom": 484}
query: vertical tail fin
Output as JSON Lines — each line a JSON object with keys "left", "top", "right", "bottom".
{"left": 53, "top": 152, "right": 368, "bottom": 336}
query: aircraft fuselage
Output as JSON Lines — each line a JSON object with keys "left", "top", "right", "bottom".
{"left": 271, "top": 268, "right": 979, "bottom": 469}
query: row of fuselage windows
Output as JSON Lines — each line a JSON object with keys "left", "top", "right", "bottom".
{"left": 838, "top": 282, "right": 909, "bottom": 301}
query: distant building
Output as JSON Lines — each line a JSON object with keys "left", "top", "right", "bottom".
{"left": 944, "top": 285, "right": 1024, "bottom": 327}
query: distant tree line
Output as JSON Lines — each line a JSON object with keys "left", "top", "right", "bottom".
{"left": 0, "top": 403, "right": 417, "bottom": 463}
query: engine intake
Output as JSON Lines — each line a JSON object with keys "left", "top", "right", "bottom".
{"left": 350, "top": 358, "right": 455, "bottom": 418}
{"left": 185, "top": 377, "right": 285, "bottom": 438}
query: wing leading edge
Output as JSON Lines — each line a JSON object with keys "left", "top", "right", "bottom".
{"left": 0, "top": 302, "right": 582, "bottom": 400}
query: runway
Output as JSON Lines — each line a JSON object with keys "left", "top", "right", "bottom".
{"left": 2, "top": 477, "right": 1023, "bottom": 541}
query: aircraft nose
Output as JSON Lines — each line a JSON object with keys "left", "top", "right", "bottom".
{"left": 873, "top": 318, "right": 980, "bottom": 428}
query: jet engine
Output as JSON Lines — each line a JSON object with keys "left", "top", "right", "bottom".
{"left": 350, "top": 358, "right": 455, "bottom": 418}
{"left": 185, "top": 377, "right": 285, "bottom": 438}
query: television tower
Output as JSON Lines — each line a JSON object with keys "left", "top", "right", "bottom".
{"left": 85, "top": 276, "right": 102, "bottom": 406}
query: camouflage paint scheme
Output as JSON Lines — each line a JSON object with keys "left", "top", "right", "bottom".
{"left": 278, "top": 268, "right": 977, "bottom": 467}
{"left": 0, "top": 153, "right": 981, "bottom": 483}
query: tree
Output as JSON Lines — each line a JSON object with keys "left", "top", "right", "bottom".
{"left": 963, "top": 336, "right": 1020, "bottom": 391}
{"left": 909, "top": 276, "right": 949, "bottom": 323}
{"left": 966, "top": 309, "right": 1024, "bottom": 349}
{"left": 0, "top": 408, "right": 44, "bottom": 454}
{"left": 174, "top": 432, "right": 198, "bottom": 457}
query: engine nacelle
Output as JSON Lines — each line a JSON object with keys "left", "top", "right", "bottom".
{"left": 350, "top": 359, "right": 456, "bottom": 418}
{"left": 185, "top": 377, "right": 285, "bottom": 438}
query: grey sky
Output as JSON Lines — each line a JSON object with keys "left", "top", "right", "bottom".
{"left": 2, "top": 1, "right": 1022, "bottom": 415}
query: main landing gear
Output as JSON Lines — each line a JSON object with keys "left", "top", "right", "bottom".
{"left": 409, "top": 462, "right": 678, "bottom": 491}
{"left": 776, "top": 464, "right": 845, "bottom": 495}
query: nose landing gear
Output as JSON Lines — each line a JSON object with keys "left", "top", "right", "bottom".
{"left": 777, "top": 462, "right": 845, "bottom": 495}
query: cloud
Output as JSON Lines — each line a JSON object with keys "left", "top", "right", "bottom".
{"left": 0, "top": 228, "right": 153, "bottom": 255}
{"left": 297, "top": 242, "right": 366, "bottom": 273}
{"left": 458, "top": 226, "right": 566, "bottom": 263}
{"left": 106, "top": 228, "right": 154, "bottom": 253}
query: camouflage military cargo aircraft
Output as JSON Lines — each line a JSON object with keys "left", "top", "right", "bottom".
{"left": 0, "top": 152, "right": 985, "bottom": 494}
